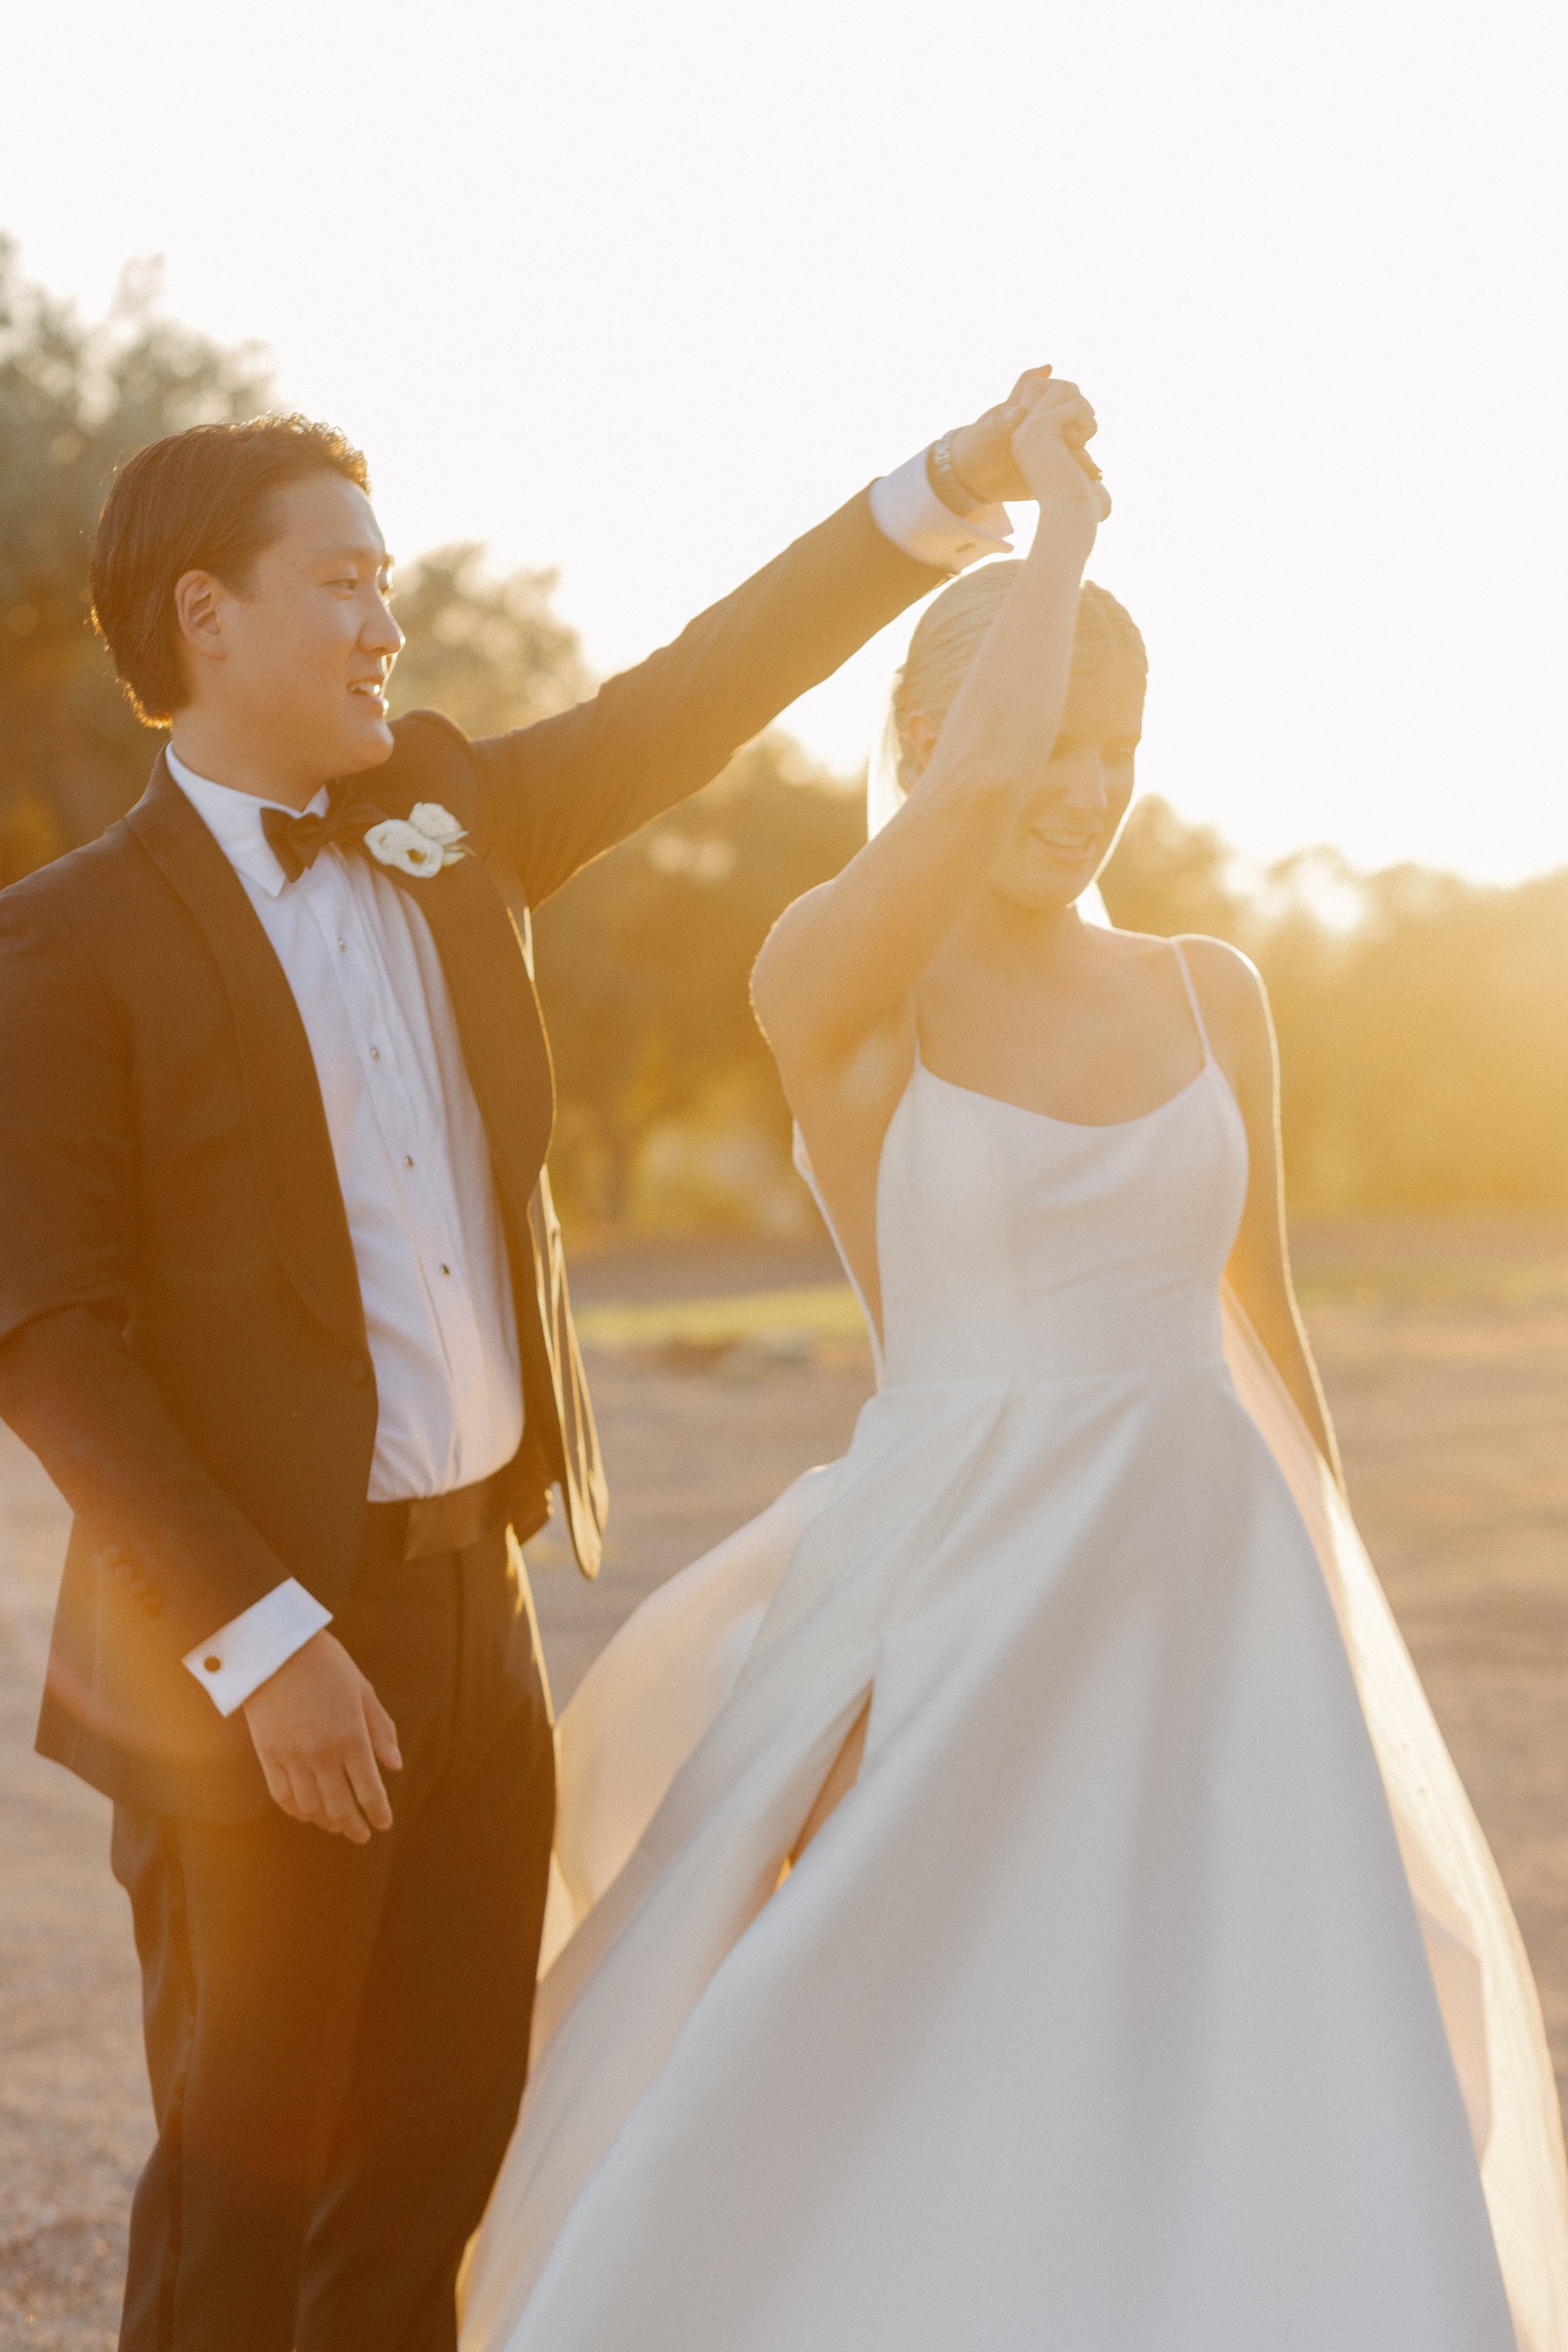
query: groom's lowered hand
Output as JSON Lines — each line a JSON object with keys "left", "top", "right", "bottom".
{"left": 243, "top": 1630, "right": 402, "bottom": 1843}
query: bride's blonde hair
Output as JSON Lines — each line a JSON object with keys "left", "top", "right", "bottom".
{"left": 868, "top": 562, "right": 1147, "bottom": 835}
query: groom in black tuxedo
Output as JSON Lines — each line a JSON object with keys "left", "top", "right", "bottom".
{"left": 0, "top": 387, "right": 1037, "bottom": 2348}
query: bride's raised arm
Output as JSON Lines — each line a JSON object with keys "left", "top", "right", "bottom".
{"left": 752, "top": 384, "right": 1108, "bottom": 1077}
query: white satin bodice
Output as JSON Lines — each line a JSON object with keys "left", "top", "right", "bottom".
{"left": 871, "top": 1050, "right": 1248, "bottom": 1389}
{"left": 796, "top": 945, "right": 1249, "bottom": 1392}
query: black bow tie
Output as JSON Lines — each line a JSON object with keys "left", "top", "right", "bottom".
{"left": 261, "top": 796, "right": 389, "bottom": 884}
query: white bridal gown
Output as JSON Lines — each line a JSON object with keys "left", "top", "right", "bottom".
{"left": 462, "top": 947, "right": 1568, "bottom": 2351}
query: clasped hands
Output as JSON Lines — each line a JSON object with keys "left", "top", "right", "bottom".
{"left": 948, "top": 366, "right": 1110, "bottom": 522}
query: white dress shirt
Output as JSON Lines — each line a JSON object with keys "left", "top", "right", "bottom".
{"left": 169, "top": 748, "right": 523, "bottom": 1712}
{"left": 181, "top": 450, "right": 1009, "bottom": 1715}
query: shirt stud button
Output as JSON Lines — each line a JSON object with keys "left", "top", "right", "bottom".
{"left": 403, "top": 1155, "right": 414, "bottom": 1168}
{"left": 369, "top": 1046, "right": 380, "bottom": 1061}
{"left": 440, "top": 1263, "right": 451, "bottom": 1276}
{"left": 203, "top": 1655, "right": 222, "bottom": 1673}
{"left": 337, "top": 938, "right": 347, "bottom": 952}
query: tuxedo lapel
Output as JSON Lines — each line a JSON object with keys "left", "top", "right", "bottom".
{"left": 126, "top": 756, "right": 367, "bottom": 1357}
{"left": 409, "top": 854, "right": 607, "bottom": 1574}
{"left": 406, "top": 851, "right": 556, "bottom": 1219}
{"left": 124, "top": 763, "right": 555, "bottom": 1377}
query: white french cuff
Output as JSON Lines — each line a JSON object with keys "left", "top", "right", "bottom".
{"left": 869, "top": 448, "right": 1014, "bottom": 575}
{"left": 182, "top": 1577, "right": 334, "bottom": 1718}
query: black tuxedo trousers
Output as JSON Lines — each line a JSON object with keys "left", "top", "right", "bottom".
{"left": 112, "top": 1524, "right": 554, "bottom": 2352}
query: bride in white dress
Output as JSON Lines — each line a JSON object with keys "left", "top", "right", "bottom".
{"left": 460, "top": 378, "right": 1568, "bottom": 2348}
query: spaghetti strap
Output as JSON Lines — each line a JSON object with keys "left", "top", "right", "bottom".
{"left": 1170, "top": 940, "right": 1214, "bottom": 1065}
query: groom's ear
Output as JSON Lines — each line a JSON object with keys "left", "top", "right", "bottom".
{"left": 171, "top": 569, "right": 230, "bottom": 681}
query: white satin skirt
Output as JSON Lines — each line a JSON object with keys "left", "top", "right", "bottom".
{"left": 458, "top": 1295, "right": 1568, "bottom": 2351}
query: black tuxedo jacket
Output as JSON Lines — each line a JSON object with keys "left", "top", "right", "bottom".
{"left": 0, "top": 487, "right": 941, "bottom": 1821}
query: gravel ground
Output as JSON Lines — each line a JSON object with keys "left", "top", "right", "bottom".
{"left": 3, "top": 1219, "right": 1565, "bottom": 2344}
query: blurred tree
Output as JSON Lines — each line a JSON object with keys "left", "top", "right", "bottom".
{"left": 1292, "top": 865, "right": 1568, "bottom": 1209}
{"left": 5, "top": 242, "right": 1562, "bottom": 1221}
{"left": 1100, "top": 793, "right": 1256, "bottom": 948}
{"left": 1103, "top": 795, "right": 1568, "bottom": 1211}
{"left": 386, "top": 544, "right": 589, "bottom": 736}
{"left": 0, "top": 241, "right": 593, "bottom": 874}
{"left": 532, "top": 736, "right": 864, "bottom": 1227}
{"left": 0, "top": 241, "right": 271, "bottom": 872}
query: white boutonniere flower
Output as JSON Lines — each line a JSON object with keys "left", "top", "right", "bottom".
{"left": 408, "top": 802, "right": 466, "bottom": 848}
{"left": 364, "top": 804, "right": 470, "bottom": 879}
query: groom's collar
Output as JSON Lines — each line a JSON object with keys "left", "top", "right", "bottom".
{"left": 163, "top": 744, "right": 330, "bottom": 899}
{"left": 129, "top": 744, "right": 559, "bottom": 1273}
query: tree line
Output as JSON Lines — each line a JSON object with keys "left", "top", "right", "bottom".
{"left": 3, "top": 241, "right": 1564, "bottom": 1226}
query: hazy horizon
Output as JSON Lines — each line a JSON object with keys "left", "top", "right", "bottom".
{"left": 4, "top": 0, "right": 1563, "bottom": 884}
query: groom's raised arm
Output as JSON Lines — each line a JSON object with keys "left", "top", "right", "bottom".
{"left": 384, "top": 442, "right": 1017, "bottom": 910}
{"left": 478, "top": 475, "right": 990, "bottom": 904}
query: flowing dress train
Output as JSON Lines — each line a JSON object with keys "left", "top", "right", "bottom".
{"left": 461, "top": 946, "right": 1568, "bottom": 2351}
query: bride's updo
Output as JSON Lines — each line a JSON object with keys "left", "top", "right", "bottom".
{"left": 869, "top": 562, "right": 1147, "bottom": 834}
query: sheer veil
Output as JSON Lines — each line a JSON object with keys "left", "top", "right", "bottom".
{"left": 860, "top": 654, "right": 1567, "bottom": 2347}
{"left": 489, "top": 627, "right": 1568, "bottom": 2352}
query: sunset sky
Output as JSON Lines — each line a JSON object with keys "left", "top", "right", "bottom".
{"left": 3, "top": 0, "right": 1563, "bottom": 882}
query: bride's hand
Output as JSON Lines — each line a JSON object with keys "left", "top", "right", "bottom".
{"left": 946, "top": 368, "right": 1106, "bottom": 506}
{"left": 945, "top": 368, "right": 1057, "bottom": 502}
{"left": 1012, "top": 381, "right": 1112, "bottom": 524}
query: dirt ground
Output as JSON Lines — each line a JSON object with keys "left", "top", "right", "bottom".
{"left": 3, "top": 1214, "right": 1565, "bottom": 2346}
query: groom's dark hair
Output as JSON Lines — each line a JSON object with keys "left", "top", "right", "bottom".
{"left": 90, "top": 415, "right": 369, "bottom": 726}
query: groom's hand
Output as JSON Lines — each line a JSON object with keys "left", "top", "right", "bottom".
{"left": 947, "top": 367, "right": 1102, "bottom": 503}
{"left": 243, "top": 1630, "right": 402, "bottom": 1843}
